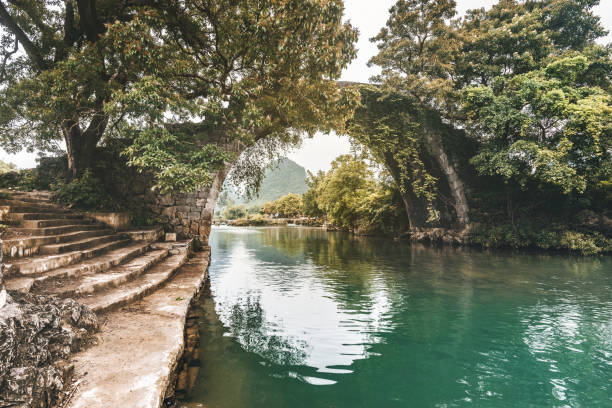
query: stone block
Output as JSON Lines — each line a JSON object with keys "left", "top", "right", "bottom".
{"left": 199, "top": 225, "right": 211, "bottom": 237}
{"left": 165, "top": 233, "right": 177, "bottom": 242}
{"left": 158, "top": 196, "right": 174, "bottom": 206}
{"left": 161, "top": 207, "right": 176, "bottom": 218}
{"left": 85, "top": 212, "right": 131, "bottom": 231}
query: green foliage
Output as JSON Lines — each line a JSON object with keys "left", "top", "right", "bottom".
{"left": 470, "top": 223, "right": 611, "bottom": 255}
{"left": 223, "top": 205, "right": 248, "bottom": 221}
{"left": 52, "top": 170, "right": 116, "bottom": 211}
{"left": 1, "top": 0, "right": 359, "bottom": 193}
{"left": 464, "top": 52, "right": 612, "bottom": 193}
{"left": 351, "top": 0, "right": 611, "bottom": 238}
{"left": 302, "top": 155, "right": 407, "bottom": 234}
{"left": 0, "top": 160, "right": 16, "bottom": 174}
{"left": 0, "top": 171, "right": 22, "bottom": 189}
{"left": 315, "top": 155, "right": 376, "bottom": 230}
{"left": 263, "top": 194, "right": 303, "bottom": 218}
{"left": 247, "top": 214, "right": 266, "bottom": 225}
{"left": 348, "top": 87, "right": 440, "bottom": 222}
{"left": 302, "top": 170, "right": 326, "bottom": 218}
{"left": 0, "top": 156, "right": 66, "bottom": 191}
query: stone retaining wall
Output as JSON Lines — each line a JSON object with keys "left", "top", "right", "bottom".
{"left": 146, "top": 169, "right": 228, "bottom": 245}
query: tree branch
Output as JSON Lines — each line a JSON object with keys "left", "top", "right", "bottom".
{"left": 76, "top": 0, "right": 103, "bottom": 41}
{"left": 0, "top": 35, "right": 17, "bottom": 80}
{"left": 0, "top": 2, "right": 47, "bottom": 70}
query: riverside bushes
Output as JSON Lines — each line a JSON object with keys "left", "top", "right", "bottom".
{"left": 470, "top": 224, "right": 612, "bottom": 255}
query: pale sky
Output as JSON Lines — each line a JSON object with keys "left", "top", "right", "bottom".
{"left": 2, "top": 0, "right": 611, "bottom": 172}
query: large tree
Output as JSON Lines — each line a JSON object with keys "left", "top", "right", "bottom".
{"left": 0, "top": 0, "right": 358, "bottom": 192}
{"left": 351, "top": 0, "right": 610, "bottom": 229}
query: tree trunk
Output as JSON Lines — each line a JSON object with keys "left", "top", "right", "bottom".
{"left": 62, "top": 116, "right": 107, "bottom": 178}
{"left": 422, "top": 111, "right": 470, "bottom": 228}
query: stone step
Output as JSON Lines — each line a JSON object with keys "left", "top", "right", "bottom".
{"left": 79, "top": 243, "right": 190, "bottom": 314}
{"left": 6, "top": 212, "right": 84, "bottom": 221}
{"left": 0, "top": 200, "right": 60, "bottom": 210}
{"left": 40, "top": 248, "right": 170, "bottom": 298}
{"left": 39, "top": 234, "right": 125, "bottom": 255}
{"left": 20, "top": 218, "right": 96, "bottom": 228}
{"left": 4, "top": 238, "right": 132, "bottom": 276}
{"left": 1, "top": 205, "right": 70, "bottom": 222}
{"left": 9, "top": 224, "right": 108, "bottom": 236}
{"left": 5, "top": 242, "right": 152, "bottom": 293}
{"left": 66, "top": 249, "right": 209, "bottom": 408}
{"left": 1, "top": 229, "right": 114, "bottom": 258}
{"left": 0, "top": 192, "right": 53, "bottom": 203}
{"left": 0, "top": 198, "right": 61, "bottom": 207}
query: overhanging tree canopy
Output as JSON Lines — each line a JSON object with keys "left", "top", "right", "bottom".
{"left": 349, "top": 0, "right": 610, "bottom": 229}
{"left": 0, "top": 0, "right": 359, "bottom": 192}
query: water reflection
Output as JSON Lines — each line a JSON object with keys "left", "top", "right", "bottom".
{"left": 185, "top": 227, "right": 612, "bottom": 408}
{"left": 212, "top": 229, "right": 396, "bottom": 377}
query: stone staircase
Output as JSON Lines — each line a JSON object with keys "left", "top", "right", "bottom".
{"left": 0, "top": 190, "right": 210, "bottom": 408}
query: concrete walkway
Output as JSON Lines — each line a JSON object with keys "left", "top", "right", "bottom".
{"left": 66, "top": 251, "right": 210, "bottom": 408}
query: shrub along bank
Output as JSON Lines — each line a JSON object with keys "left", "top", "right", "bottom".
{"left": 0, "top": 143, "right": 159, "bottom": 226}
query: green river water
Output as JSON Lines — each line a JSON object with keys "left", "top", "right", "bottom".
{"left": 182, "top": 227, "right": 612, "bottom": 408}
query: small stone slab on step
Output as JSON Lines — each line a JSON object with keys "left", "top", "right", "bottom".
{"left": 67, "top": 250, "right": 210, "bottom": 408}
{"left": 79, "top": 244, "right": 190, "bottom": 314}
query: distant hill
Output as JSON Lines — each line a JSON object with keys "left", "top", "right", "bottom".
{"left": 222, "top": 158, "right": 308, "bottom": 209}
{"left": 0, "top": 159, "right": 17, "bottom": 174}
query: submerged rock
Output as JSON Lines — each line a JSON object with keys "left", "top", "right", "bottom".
{"left": 0, "top": 291, "right": 98, "bottom": 408}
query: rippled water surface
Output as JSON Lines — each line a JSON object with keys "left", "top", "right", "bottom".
{"left": 184, "top": 227, "right": 612, "bottom": 407}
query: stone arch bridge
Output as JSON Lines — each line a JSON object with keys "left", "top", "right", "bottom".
{"left": 144, "top": 83, "right": 473, "bottom": 243}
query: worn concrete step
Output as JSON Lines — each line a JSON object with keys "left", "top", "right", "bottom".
{"left": 79, "top": 243, "right": 190, "bottom": 314}
{"left": 20, "top": 218, "right": 96, "bottom": 228}
{"left": 9, "top": 224, "right": 108, "bottom": 236}
{"left": 0, "top": 197, "right": 61, "bottom": 207}
{"left": 1, "top": 205, "right": 70, "bottom": 222}
{"left": 39, "top": 234, "right": 125, "bottom": 255}
{"left": 66, "top": 249, "right": 209, "bottom": 408}
{"left": 5, "top": 242, "right": 152, "bottom": 293}
{"left": 0, "top": 200, "right": 62, "bottom": 210}
{"left": 6, "top": 212, "right": 84, "bottom": 221}
{"left": 5, "top": 238, "right": 132, "bottom": 276}
{"left": 0, "top": 192, "right": 53, "bottom": 203}
{"left": 0, "top": 197, "right": 52, "bottom": 205}
{"left": 41, "top": 248, "right": 170, "bottom": 298}
{"left": 1, "top": 229, "right": 114, "bottom": 258}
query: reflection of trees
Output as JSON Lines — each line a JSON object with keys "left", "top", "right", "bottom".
{"left": 227, "top": 295, "right": 309, "bottom": 366}
{"left": 205, "top": 227, "right": 612, "bottom": 406}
